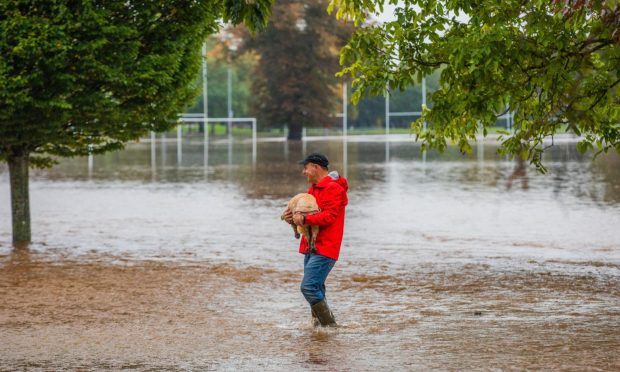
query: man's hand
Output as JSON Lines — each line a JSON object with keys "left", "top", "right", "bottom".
{"left": 293, "top": 213, "right": 305, "bottom": 226}
{"left": 281, "top": 208, "right": 294, "bottom": 224}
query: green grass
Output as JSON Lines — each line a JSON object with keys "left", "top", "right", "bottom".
{"left": 301, "top": 127, "right": 415, "bottom": 136}
{"left": 161, "top": 123, "right": 573, "bottom": 139}
{"left": 346, "top": 127, "right": 413, "bottom": 135}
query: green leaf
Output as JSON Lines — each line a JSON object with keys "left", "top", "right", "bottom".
{"left": 334, "top": 0, "right": 620, "bottom": 172}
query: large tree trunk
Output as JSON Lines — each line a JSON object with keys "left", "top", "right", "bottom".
{"left": 287, "top": 123, "right": 303, "bottom": 141}
{"left": 8, "top": 153, "right": 31, "bottom": 247}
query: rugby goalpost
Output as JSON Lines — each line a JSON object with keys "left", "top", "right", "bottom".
{"left": 177, "top": 44, "right": 257, "bottom": 164}
{"left": 176, "top": 114, "right": 258, "bottom": 164}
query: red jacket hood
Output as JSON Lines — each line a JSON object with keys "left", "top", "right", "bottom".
{"left": 330, "top": 171, "right": 349, "bottom": 193}
{"left": 311, "top": 172, "right": 348, "bottom": 207}
{"left": 320, "top": 171, "right": 348, "bottom": 192}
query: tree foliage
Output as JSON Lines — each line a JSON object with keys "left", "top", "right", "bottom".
{"left": 241, "top": 0, "right": 354, "bottom": 140}
{"left": 329, "top": 0, "right": 620, "bottom": 171}
{"left": 0, "top": 0, "right": 272, "bottom": 245}
{"left": 0, "top": 0, "right": 271, "bottom": 166}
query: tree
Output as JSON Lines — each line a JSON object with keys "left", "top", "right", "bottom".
{"left": 329, "top": 0, "right": 620, "bottom": 171}
{"left": 242, "top": 0, "right": 355, "bottom": 140}
{"left": 0, "top": 0, "right": 272, "bottom": 246}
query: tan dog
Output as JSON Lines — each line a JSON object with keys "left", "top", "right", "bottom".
{"left": 282, "top": 193, "right": 320, "bottom": 252}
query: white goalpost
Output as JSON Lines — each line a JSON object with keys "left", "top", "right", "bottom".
{"left": 177, "top": 114, "right": 258, "bottom": 164}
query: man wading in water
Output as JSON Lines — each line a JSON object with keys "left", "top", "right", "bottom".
{"left": 282, "top": 153, "right": 348, "bottom": 327}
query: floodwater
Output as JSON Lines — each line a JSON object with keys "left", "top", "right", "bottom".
{"left": 1, "top": 135, "right": 619, "bottom": 370}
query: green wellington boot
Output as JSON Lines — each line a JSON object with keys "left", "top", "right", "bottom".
{"left": 311, "top": 308, "right": 320, "bottom": 327}
{"left": 311, "top": 300, "right": 337, "bottom": 327}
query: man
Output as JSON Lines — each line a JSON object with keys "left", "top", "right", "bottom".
{"left": 282, "top": 153, "right": 348, "bottom": 327}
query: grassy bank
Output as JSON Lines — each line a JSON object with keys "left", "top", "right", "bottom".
{"left": 161, "top": 123, "right": 571, "bottom": 139}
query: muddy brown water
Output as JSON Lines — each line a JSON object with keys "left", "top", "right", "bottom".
{"left": 1, "top": 137, "right": 619, "bottom": 370}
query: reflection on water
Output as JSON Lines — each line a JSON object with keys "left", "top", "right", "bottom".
{"left": 0, "top": 136, "right": 619, "bottom": 370}
{"left": 16, "top": 135, "right": 620, "bottom": 203}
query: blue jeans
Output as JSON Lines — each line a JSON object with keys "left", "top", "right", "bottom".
{"left": 301, "top": 253, "right": 336, "bottom": 306}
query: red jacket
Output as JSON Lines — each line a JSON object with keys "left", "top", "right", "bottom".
{"left": 299, "top": 173, "right": 348, "bottom": 260}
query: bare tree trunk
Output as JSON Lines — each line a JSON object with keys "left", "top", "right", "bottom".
{"left": 287, "top": 122, "right": 303, "bottom": 141}
{"left": 8, "top": 153, "right": 31, "bottom": 247}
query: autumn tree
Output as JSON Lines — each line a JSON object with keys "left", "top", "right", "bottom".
{"left": 329, "top": 0, "right": 619, "bottom": 171}
{"left": 242, "top": 0, "right": 354, "bottom": 140}
{"left": 0, "top": 0, "right": 271, "bottom": 246}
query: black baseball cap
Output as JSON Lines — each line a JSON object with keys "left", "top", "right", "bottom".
{"left": 298, "top": 152, "right": 329, "bottom": 168}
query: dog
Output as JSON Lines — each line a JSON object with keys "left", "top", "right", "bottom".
{"left": 282, "top": 193, "right": 320, "bottom": 252}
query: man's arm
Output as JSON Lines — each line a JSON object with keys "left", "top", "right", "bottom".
{"left": 305, "top": 186, "right": 343, "bottom": 226}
